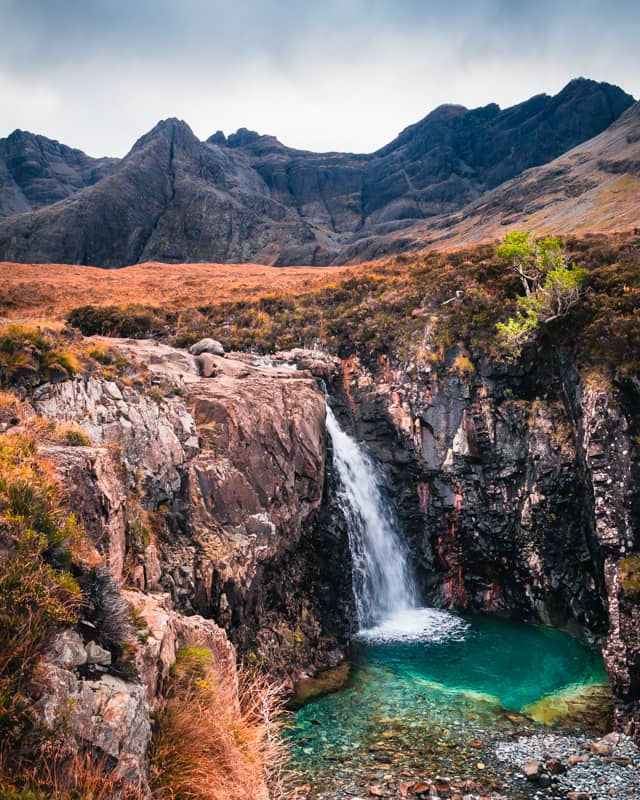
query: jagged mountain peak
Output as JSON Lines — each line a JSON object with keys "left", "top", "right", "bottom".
{"left": 128, "top": 117, "right": 200, "bottom": 156}
{"left": 0, "top": 77, "right": 636, "bottom": 267}
{"left": 0, "top": 127, "right": 118, "bottom": 212}
{"left": 423, "top": 103, "right": 469, "bottom": 121}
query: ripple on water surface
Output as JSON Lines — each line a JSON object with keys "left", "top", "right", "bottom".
{"left": 289, "top": 609, "right": 609, "bottom": 799}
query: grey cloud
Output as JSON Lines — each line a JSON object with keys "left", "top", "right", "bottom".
{"left": 0, "top": 0, "right": 637, "bottom": 156}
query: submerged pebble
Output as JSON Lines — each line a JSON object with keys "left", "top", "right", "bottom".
{"left": 289, "top": 614, "right": 614, "bottom": 800}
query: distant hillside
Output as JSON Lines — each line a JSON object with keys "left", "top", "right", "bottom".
{"left": 0, "top": 78, "right": 635, "bottom": 267}
{"left": 412, "top": 99, "right": 640, "bottom": 248}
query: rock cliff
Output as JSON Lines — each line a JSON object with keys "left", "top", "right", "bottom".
{"left": 325, "top": 348, "right": 640, "bottom": 737}
{"left": 1, "top": 339, "right": 352, "bottom": 792}
{"left": 29, "top": 341, "right": 351, "bottom": 675}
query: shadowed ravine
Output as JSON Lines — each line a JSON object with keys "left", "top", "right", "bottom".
{"left": 289, "top": 411, "right": 611, "bottom": 799}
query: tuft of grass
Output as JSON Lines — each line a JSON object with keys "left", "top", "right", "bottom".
{"left": 23, "top": 417, "right": 92, "bottom": 448}
{"left": 451, "top": 353, "right": 475, "bottom": 380}
{"left": 151, "top": 646, "right": 289, "bottom": 800}
{"left": 171, "top": 644, "right": 215, "bottom": 681}
{"left": 0, "top": 390, "right": 21, "bottom": 430}
{"left": 0, "top": 432, "right": 83, "bottom": 750}
{"left": 0, "top": 737, "right": 145, "bottom": 800}
{"left": 61, "top": 428, "right": 92, "bottom": 447}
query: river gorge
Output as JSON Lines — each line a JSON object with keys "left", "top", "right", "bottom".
{"left": 2, "top": 332, "right": 640, "bottom": 799}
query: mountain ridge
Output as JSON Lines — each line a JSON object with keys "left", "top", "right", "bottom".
{"left": 0, "top": 77, "right": 636, "bottom": 267}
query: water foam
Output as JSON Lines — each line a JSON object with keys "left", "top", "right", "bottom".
{"left": 356, "top": 606, "right": 469, "bottom": 644}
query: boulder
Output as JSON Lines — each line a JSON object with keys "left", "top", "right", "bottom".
{"left": 189, "top": 338, "right": 225, "bottom": 357}
{"left": 196, "top": 352, "right": 218, "bottom": 377}
{"left": 49, "top": 630, "right": 88, "bottom": 668}
{"left": 85, "top": 640, "right": 112, "bottom": 666}
{"left": 522, "top": 758, "right": 544, "bottom": 781}
{"left": 589, "top": 740, "right": 613, "bottom": 756}
{"left": 33, "top": 663, "right": 151, "bottom": 791}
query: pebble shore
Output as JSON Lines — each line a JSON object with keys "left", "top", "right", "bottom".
{"left": 496, "top": 731, "right": 640, "bottom": 799}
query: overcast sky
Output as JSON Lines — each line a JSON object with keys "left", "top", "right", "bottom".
{"left": 1, "top": 0, "right": 638, "bottom": 157}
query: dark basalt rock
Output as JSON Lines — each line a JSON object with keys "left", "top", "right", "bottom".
{"left": 331, "top": 347, "right": 640, "bottom": 739}
{"left": 0, "top": 129, "right": 117, "bottom": 212}
{"left": 0, "top": 78, "right": 634, "bottom": 266}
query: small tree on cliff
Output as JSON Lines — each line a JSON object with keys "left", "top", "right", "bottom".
{"left": 495, "top": 232, "right": 588, "bottom": 359}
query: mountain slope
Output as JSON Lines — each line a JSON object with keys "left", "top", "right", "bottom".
{"left": 0, "top": 130, "right": 118, "bottom": 213}
{"left": 415, "top": 99, "right": 640, "bottom": 248}
{"left": 0, "top": 78, "right": 635, "bottom": 267}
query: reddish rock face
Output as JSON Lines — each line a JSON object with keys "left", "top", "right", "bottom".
{"left": 176, "top": 354, "right": 342, "bottom": 667}
{"left": 43, "top": 445, "right": 127, "bottom": 580}
{"left": 187, "top": 355, "right": 325, "bottom": 537}
{"left": 32, "top": 341, "right": 352, "bottom": 677}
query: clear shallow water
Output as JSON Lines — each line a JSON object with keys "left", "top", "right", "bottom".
{"left": 289, "top": 611, "right": 608, "bottom": 799}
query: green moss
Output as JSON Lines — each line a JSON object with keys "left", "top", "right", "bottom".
{"left": 171, "top": 645, "right": 214, "bottom": 683}
{"left": 63, "top": 429, "right": 92, "bottom": 447}
{"left": 0, "top": 789, "right": 48, "bottom": 800}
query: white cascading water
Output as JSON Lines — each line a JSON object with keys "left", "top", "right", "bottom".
{"left": 326, "top": 405, "right": 468, "bottom": 644}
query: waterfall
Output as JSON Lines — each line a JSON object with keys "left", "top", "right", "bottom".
{"left": 326, "top": 405, "right": 419, "bottom": 629}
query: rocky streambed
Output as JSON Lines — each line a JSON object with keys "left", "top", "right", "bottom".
{"left": 288, "top": 612, "right": 635, "bottom": 800}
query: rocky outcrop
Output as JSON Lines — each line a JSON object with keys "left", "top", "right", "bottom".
{"left": 43, "top": 444, "right": 128, "bottom": 579}
{"left": 579, "top": 386, "right": 640, "bottom": 737}
{"left": 0, "top": 79, "right": 633, "bottom": 265}
{"left": 29, "top": 340, "right": 351, "bottom": 677}
{"left": 331, "top": 349, "right": 640, "bottom": 735}
{"left": 31, "top": 344, "right": 200, "bottom": 506}
{"left": 32, "top": 599, "right": 238, "bottom": 794}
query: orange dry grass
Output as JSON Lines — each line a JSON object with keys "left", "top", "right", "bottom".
{"left": 0, "top": 736, "right": 147, "bottom": 800}
{"left": 151, "top": 651, "right": 289, "bottom": 800}
{"left": 0, "top": 260, "right": 352, "bottom": 320}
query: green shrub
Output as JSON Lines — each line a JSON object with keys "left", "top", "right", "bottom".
{"left": 494, "top": 232, "right": 589, "bottom": 360}
{"left": 0, "top": 325, "right": 81, "bottom": 387}
{"left": 67, "top": 304, "right": 169, "bottom": 338}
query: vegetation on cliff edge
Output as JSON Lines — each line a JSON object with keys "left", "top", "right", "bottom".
{"left": 151, "top": 645, "right": 289, "bottom": 800}
{"left": 61, "top": 232, "right": 640, "bottom": 380}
